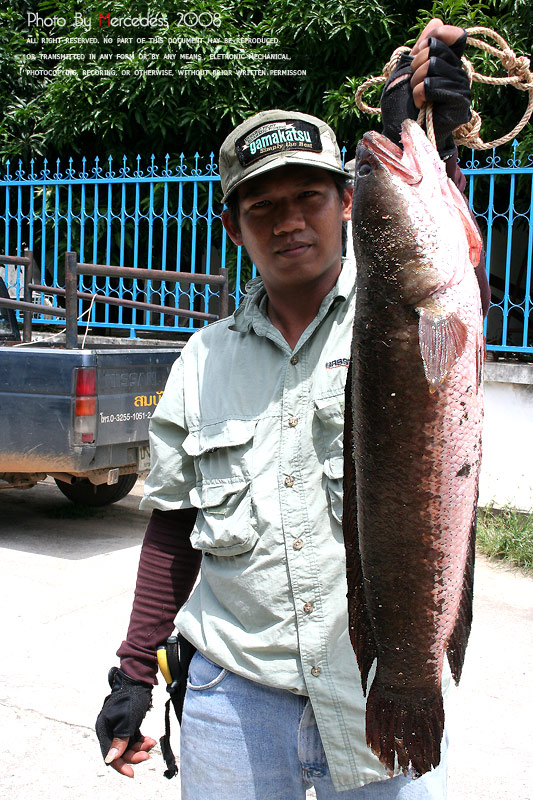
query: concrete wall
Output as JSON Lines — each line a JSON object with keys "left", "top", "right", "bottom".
{"left": 480, "top": 361, "right": 533, "bottom": 512}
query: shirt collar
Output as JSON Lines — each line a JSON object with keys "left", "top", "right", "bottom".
{"left": 229, "top": 257, "right": 355, "bottom": 336}
{"left": 229, "top": 275, "right": 267, "bottom": 333}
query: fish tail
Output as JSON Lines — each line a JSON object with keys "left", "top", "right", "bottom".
{"left": 365, "top": 680, "right": 444, "bottom": 777}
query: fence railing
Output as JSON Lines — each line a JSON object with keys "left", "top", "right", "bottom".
{"left": 0, "top": 250, "right": 228, "bottom": 346}
{"left": 0, "top": 143, "right": 531, "bottom": 355}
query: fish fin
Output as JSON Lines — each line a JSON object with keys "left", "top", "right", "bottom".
{"left": 447, "top": 494, "right": 477, "bottom": 683}
{"left": 366, "top": 680, "right": 444, "bottom": 777}
{"left": 343, "top": 359, "right": 377, "bottom": 694}
{"left": 417, "top": 306, "right": 468, "bottom": 390}
{"left": 447, "top": 179, "right": 483, "bottom": 267}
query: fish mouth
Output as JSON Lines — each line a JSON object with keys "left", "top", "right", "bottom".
{"left": 360, "top": 131, "right": 422, "bottom": 185}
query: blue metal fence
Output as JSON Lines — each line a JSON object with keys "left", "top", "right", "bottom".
{"left": 462, "top": 141, "right": 532, "bottom": 356}
{"left": 0, "top": 152, "right": 245, "bottom": 336}
{"left": 1, "top": 142, "right": 532, "bottom": 354}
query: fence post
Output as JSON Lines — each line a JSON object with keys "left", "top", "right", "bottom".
{"left": 22, "top": 249, "right": 33, "bottom": 343}
{"left": 65, "top": 252, "right": 78, "bottom": 349}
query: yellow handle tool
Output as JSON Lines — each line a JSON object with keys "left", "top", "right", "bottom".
{"left": 157, "top": 645, "right": 173, "bottom": 685}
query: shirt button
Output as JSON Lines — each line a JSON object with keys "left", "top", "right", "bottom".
{"left": 293, "top": 539, "right": 303, "bottom": 550}
{"left": 290, "top": 355, "right": 299, "bottom": 365}
{"left": 303, "top": 602, "right": 314, "bottom": 614}
{"left": 284, "top": 475, "right": 295, "bottom": 488}
{"left": 311, "top": 666, "right": 321, "bottom": 677}
{"left": 288, "top": 416, "right": 299, "bottom": 427}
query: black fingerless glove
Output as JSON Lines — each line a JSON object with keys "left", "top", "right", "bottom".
{"left": 419, "top": 32, "right": 471, "bottom": 158}
{"left": 381, "top": 31, "right": 472, "bottom": 159}
{"left": 95, "top": 667, "right": 153, "bottom": 762}
{"left": 380, "top": 51, "right": 415, "bottom": 149}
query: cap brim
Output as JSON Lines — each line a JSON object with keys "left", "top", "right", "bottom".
{"left": 222, "top": 153, "right": 348, "bottom": 204}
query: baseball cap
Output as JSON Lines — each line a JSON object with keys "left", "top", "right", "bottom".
{"left": 219, "top": 109, "right": 347, "bottom": 203}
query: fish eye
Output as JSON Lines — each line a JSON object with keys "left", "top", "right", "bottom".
{"left": 358, "top": 162, "right": 372, "bottom": 177}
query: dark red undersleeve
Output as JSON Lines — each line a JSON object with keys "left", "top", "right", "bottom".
{"left": 117, "top": 508, "right": 200, "bottom": 684}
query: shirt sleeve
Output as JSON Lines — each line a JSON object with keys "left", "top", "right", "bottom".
{"left": 140, "top": 353, "right": 197, "bottom": 511}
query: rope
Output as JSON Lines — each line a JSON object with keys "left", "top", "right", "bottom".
{"left": 13, "top": 297, "right": 97, "bottom": 347}
{"left": 81, "top": 292, "right": 97, "bottom": 349}
{"left": 355, "top": 26, "right": 533, "bottom": 151}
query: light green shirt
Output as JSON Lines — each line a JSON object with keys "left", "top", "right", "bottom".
{"left": 141, "top": 258, "right": 450, "bottom": 790}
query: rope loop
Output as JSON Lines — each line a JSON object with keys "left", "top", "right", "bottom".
{"left": 461, "top": 57, "right": 474, "bottom": 83}
{"left": 510, "top": 55, "right": 532, "bottom": 85}
{"left": 383, "top": 46, "right": 411, "bottom": 79}
{"left": 355, "top": 25, "right": 533, "bottom": 150}
{"left": 501, "top": 48, "right": 515, "bottom": 72}
{"left": 453, "top": 109, "right": 483, "bottom": 147}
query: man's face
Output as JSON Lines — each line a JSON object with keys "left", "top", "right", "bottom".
{"left": 222, "top": 165, "right": 352, "bottom": 297}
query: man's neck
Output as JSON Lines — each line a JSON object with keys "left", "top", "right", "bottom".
{"left": 264, "top": 268, "right": 341, "bottom": 350}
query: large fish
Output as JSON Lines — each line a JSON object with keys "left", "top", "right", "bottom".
{"left": 343, "top": 119, "right": 484, "bottom": 777}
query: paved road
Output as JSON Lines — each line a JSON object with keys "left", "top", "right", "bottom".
{"left": 1, "top": 478, "right": 532, "bottom": 800}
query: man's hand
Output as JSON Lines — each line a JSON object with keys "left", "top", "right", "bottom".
{"left": 104, "top": 733, "right": 157, "bottom": 778}
{"left": 95, "top": 667, "right": 155, "bottom": 779}
{"left": 380, "top": 17, "right": 472, "bottom": 158}
{"left": 409, "top": 19, "right": 466, "bottom": 107}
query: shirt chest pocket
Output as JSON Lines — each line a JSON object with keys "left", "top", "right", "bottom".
{"left": 313, "top": 395, "right": 345, "bottom": 525}
{"left": 183, "top": 419, "right": 258, "bottom": 556}
{"left": 313, "top": 394, "right": 345, "bottom": 460}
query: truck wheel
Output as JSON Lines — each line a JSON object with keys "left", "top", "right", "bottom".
{"left": 54, "top": 474, "right": 138, "bottom": 507}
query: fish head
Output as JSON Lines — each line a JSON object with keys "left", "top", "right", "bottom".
{"left": 352, "top": 119, "right": 481, "bottom": 307}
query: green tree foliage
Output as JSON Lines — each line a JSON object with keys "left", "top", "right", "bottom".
{"left": 1, "top": 0, "right": 531, "bottom": 164}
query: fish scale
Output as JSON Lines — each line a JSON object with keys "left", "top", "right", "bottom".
{"left": 344, "top": 119, "right": 484, "bottom": 778}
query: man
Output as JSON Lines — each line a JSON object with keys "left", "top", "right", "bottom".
{"left": 96, "top": 19, "right": 489, "bottom": 799}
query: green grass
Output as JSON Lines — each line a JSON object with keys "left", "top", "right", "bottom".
{"left": 477, "top": 507, "right": 533, "bottom": 574}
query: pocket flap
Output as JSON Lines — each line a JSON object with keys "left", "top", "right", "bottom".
{"left": 314, "top": 394, "right": 345, "bottom": 417}
{"left": 183, "top": 419, "right": 256, "bottom": 456}
{"left": 190, "top": 479, "right": 249, "bottom": 510}
{"left": 189, "top": 480, "right": 258, "bottom": 556}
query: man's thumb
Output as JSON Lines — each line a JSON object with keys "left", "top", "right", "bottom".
{"left": 105, "top": 737, "right": 129, "bottom": 764}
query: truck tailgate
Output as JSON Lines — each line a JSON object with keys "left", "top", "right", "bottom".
{"left": 95, "top": 348, "right": 180, "bottom": 446}
{"left": 0, "top": 346, "right": 181, "bottom": 474}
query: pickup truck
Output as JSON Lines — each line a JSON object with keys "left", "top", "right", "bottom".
{"left": 0, "top": 252, "right": 227, "bottom": 505}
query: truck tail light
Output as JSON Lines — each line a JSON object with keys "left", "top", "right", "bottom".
{"left": 73, "top": 367, "right": 97, "bottom": 444}
{"left": 75, "top": 397, "right": 97, "bottom": 416}
{"left": 76, "top": 369, "right": 96, "bottom": 395}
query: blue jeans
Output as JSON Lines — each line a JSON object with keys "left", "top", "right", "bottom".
{"left": 180, "top": 652, "right": 448, "bottom": 800}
